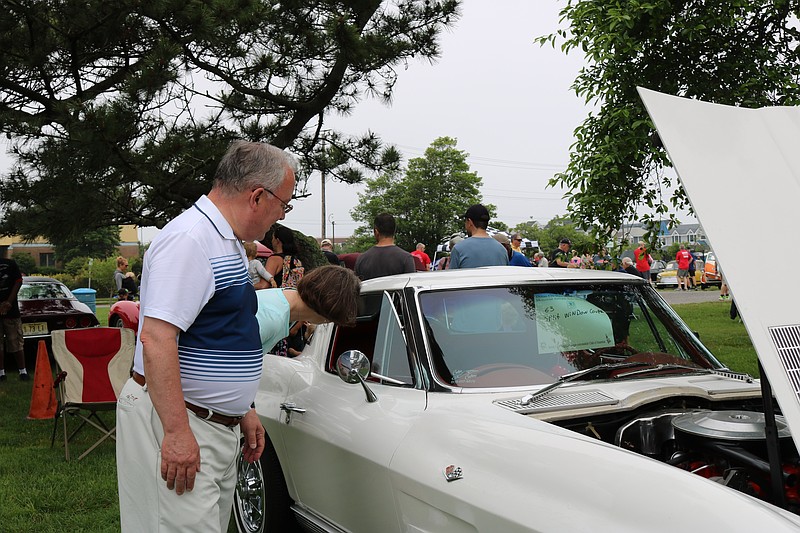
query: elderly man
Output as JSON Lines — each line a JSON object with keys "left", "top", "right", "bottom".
{"left": 548, "top": 238, "right": 573, "bottom": 268}
{"left": 320, "top": 238, "right": 340, "bottom": 265}
{"left": 621, "top": 257, "right": 640, "bottom": 276}
{"left": 116, "top": 141, "right": 297, "bottom": 532}
{"left": 410, "top": 243, "right": 432, "bottom": 271}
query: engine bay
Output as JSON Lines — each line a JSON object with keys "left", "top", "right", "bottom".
{"left": 555, "top": 397, "right": 800, "bottom": 512}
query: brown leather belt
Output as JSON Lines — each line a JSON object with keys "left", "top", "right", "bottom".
{"left": 132, "top": 372, "right": 243, "bottom": 428}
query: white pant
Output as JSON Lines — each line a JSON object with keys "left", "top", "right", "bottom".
{"left": 116, "top": 378, "right": 241, "bottom": 532}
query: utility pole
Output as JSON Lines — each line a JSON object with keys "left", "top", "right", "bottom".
{"left": 320, "top": 168, "right": 326, "bottom": 240}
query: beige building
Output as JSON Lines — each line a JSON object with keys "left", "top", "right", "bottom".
{"left": 0, "top": 225, "right": 141, "bottom": 266}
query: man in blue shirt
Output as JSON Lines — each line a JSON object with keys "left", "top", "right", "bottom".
{"left": 449, "top": 204, "right": 508, "bottom": 269}
{"left": 493, "top": 233, "right": 532, "bottom": 266}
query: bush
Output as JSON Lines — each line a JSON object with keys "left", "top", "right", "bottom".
{"left": 11, "top": 252, "right": 35, "bottom": 275}
{"left": 89, "top": 257, "right": 119, "bottom": 297}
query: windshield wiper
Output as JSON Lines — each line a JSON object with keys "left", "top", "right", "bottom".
{"left": 519, "top": 362, "right": 652, "bottom": 406}
{"left": 612, "top": 363, "right": 709, "bottom": 379}
{"left": 613, "top": 364, "right": 754, "bottom": 382}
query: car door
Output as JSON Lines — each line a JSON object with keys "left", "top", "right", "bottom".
{"left": 278, "top": 291, "right": 426, "bottom": 532}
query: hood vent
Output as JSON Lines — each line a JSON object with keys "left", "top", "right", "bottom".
{"left": 768, "top": 325, "right": 800, "bottom": 397}
{"left": 496, "top": 390, "right": 617, "bottom": 414}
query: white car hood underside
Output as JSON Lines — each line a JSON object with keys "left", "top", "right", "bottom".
{"left": 639, "top": 87, "right": 800, "bottom": 455}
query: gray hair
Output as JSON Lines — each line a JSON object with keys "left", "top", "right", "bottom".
{"left": 213, "top": 141, "right": 299, "bottom": 195}
{"left": 622, "top": 257, "right": 633, "bottom": 266}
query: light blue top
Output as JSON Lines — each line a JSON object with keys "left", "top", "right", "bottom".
{"left": 255, "top": 289, "right": 291, "bottom": 354}
{"left": 449, "top": 237, "right": 509, "bottom": 269}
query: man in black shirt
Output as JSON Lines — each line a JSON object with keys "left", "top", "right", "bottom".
{"left": 548, "top": 238, "right": 572, "bottom": 268}
{"left": 320, "top": 239, "right": 341, "bottom": 265}
{"left": 354, "top": 213, "right": 415, "bottom": 280}
{"left": 0, "top": 258, "right": 28, "bottom": 381}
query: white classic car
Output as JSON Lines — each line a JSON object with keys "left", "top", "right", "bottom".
{"left": 233, "top": 266, "right": 800, "bottom": 533}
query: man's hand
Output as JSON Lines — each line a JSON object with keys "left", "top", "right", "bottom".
{"left": 160, "top": 428, "right": 202, "bottom": 495}
{"left": 240, "top": 409, "right": 265, "bottom": 463}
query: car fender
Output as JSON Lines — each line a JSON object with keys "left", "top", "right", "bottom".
{"left": 108, "top": 300, "right": 140, "bottom": 330}
{"left": 388, "top": 397, "right": 800, "bottom": 532}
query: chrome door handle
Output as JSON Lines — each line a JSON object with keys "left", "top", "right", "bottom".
{"left": 280, "top": 402, "right": 306, "bottom": 424}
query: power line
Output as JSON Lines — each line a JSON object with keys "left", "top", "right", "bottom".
{"left": 391, "top": 143, "right": 568, "bottom": 171}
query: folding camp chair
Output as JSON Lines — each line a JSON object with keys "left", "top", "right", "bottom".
{"left": 50, "top": 327, "right": 135, "bottom": 461}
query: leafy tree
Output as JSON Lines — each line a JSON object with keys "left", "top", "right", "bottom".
{"left": 490, "top": 221, "right": 509, "bottom": 233}
{"left": 0, "top": 0, "right": 460, "bottom": 243}
{"left": 11, "top": 252, "right": 35, "bottom": 275}
{"left": 536, "top": 215, "right": 593, "bottom": 256}
{"left": 53, "top": 226, "right": 121, "bottom": 263}
{"left": 538, "top": 1, "right": 800, "bottom": 242}
{"left": 351, "top": 136, "right": 485, "bottom": 251}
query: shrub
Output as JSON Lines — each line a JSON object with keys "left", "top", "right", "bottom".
{"left": 11, "top": 252, "right": 35, "bottom": 275}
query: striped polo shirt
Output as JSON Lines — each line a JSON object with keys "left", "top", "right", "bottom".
{"left": 132, "top": 195, "right": 261, "bottom": 416}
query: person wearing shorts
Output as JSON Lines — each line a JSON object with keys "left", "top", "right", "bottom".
{"left": 675, "top": 245, "right": 692, "bottom": 291}
{"left": 0, "top": 257, "right": 28, "bottom": 382}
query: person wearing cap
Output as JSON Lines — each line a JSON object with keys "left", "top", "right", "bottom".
{"left": 320, "top": 238, "right": 341, "bottom": 265}
{"left": 354, "top": 213, "right": 416, "bottom": 280}
{"left": 549, "top": 238, "right": 573, "bottom": 268}
{"left": 449, "top": 204, "right": 509, "bottom": 269}
{"left": 494, "top": 233, "right": 532, "bottom": 267}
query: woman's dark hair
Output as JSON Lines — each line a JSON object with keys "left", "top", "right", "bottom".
{"left": 274, "top": 226, "right": 297, "bottom": 255}
{"left": 297, "top": 265, "right": 360, "bottom": 327}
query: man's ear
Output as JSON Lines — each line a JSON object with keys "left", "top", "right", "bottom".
{"left": 251, "top": 187, "right": 263, "bottom": 206}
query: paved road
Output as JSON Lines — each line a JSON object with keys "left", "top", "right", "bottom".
{"left": 657, "top": 286, "right": 722, "bottom": 305}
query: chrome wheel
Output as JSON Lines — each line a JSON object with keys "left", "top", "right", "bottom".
{"left": 233, "top": 451, "right": 266, "bottom": 533}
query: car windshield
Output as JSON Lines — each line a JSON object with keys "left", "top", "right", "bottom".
{"left": 18, "top": 282, "right": 73, "bottom": 300}
{"left": 418, "top": 282, "right": 724, "bottom": 389}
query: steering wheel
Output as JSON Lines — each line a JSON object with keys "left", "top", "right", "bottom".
{"left": 588, "top": 342, "right": 639, "bottom": 362}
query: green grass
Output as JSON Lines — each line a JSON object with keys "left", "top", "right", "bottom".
{"left": 673, "top": 301, "right": 759, "bottom": 377}
{"left": 0, "top": 301, "right": 757, "bottom": 531}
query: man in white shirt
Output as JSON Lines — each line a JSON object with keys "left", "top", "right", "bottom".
{"left": 117, "top": 141, "right": 297, "bottom": 532}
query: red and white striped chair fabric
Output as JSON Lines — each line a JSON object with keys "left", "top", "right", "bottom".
{"left": 50, "top": 327, "right": 135, "bottom": 461}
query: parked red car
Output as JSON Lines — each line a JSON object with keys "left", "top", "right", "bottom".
{"left": 19, "top": 276, "right": 99, "bottom": 364}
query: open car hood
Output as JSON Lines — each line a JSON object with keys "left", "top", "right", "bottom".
{"left": 638, "top": 87, "right": 800, "bottom": 454}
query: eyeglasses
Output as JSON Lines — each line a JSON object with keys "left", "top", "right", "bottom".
{"left": 512, "top": 238, "right": 522, "bottom": 242}
{"left": 264, "top": 188, "right": 293, "bottom": 214}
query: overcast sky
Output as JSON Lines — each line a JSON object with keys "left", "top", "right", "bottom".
{"left": 299, "top": 0, "right": 591, "bottom": 241}
{"left": 0, "top": 1, "right": 597, "bottom": 243}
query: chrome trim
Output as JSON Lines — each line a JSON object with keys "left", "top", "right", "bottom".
{"left": 496, "top": 390, "right": 618, "bottom": 414}
{"left": 280, "top": 402, "right": 306, "bottom": 425}
{"left": 292, "top": 504, "right": 348, "bottom": 533}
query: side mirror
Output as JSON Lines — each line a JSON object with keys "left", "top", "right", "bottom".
{"left": 336, "top": 350, "right": 377, "bottom": 403}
